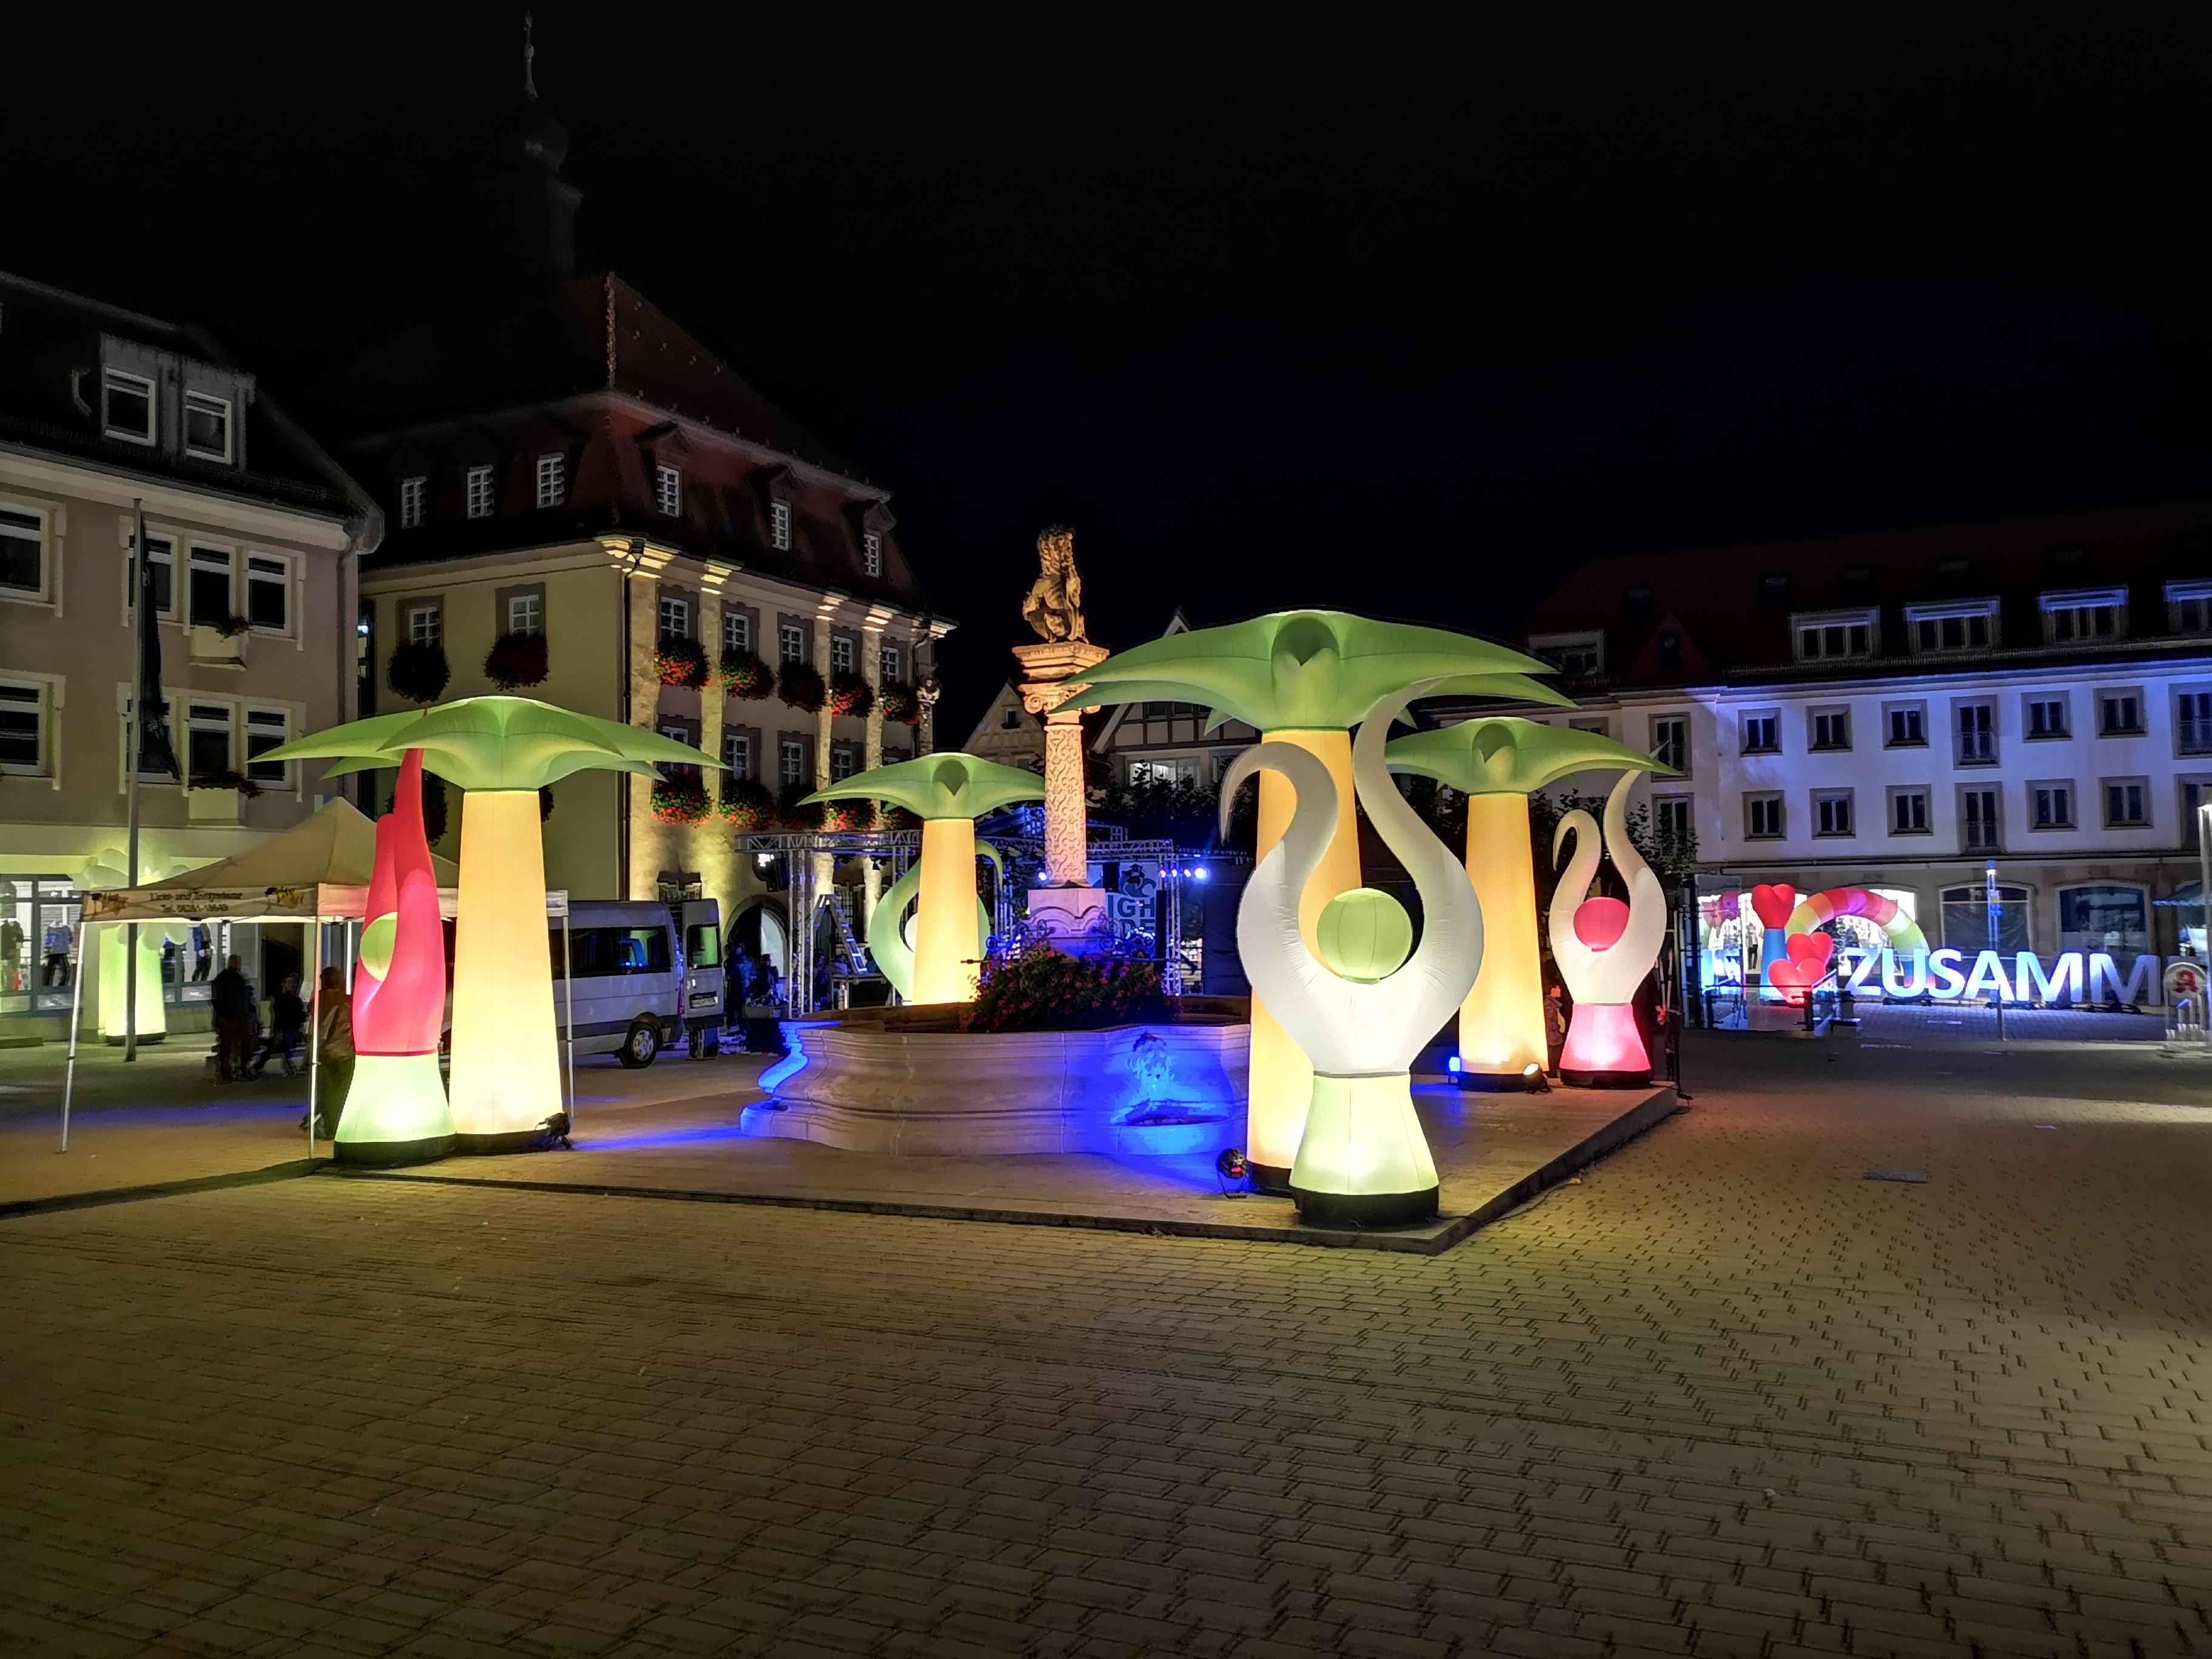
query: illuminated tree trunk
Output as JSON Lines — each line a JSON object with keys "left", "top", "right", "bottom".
{"left": 1456, "top": 793, "right": 1546, "bottom": 1082}
{"left": 1247, "top": 728, "right": 1361, "bottom": 1179}
{"left": 447, "top": 788, "right": 563, "bottom": 1145}
{"left": 913, "top": 816, "right": 982, "bottom": 1004}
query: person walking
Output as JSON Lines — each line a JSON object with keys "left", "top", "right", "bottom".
{"left": 211, "top": 954, "right": 254, "bottom": 1082}
{"left": 312, "top": 966, "right": 355, "bottom": 1138}
{"left": 248, "top": 974, "right": 306, "bottom": 1078}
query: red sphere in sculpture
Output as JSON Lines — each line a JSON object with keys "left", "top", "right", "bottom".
{"left": 1572, "top": 896, "right": 1631, "bottom": 951}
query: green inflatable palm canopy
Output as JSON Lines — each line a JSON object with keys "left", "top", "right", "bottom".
{"left": 256, "top": 695, "right": 716, "bottom": 791}
{"left": 1386, "top": 716, "right": 1675, "bottom": 794}
{"left": 803, "top": 752, "right": 1046, "bottom": 821}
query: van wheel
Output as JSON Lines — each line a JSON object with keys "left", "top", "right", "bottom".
{"left": 618, "top": 1021, "right": 660, "bottom": 1068}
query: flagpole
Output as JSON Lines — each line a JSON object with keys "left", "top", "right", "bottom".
{"left": 124, "top": 500, "right": 148, "bottom": 1064}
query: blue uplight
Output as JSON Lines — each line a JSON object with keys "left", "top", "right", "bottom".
{"left": 756, "top": 1024, "right": 809, "bottom": 1094}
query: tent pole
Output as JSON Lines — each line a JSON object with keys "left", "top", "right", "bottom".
{"left": 61, "top": 919, "right": 85, "bottom": 1152}
{"left": 563, "top": 907, "right": 575, "bottom": 1124}
{"left": 307, "top": 923, "right": 321, "bottom": 1154}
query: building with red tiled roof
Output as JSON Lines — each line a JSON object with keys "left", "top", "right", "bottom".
{"left": 317, "top": 74, "right": 946, "bottom": 975}
{"left": 1502, "top": 502, "right": 2212, "bottom": 1005}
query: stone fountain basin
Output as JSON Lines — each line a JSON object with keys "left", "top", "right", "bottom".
{"left": 748, "top": 1001, "right": 1251, "bottom": 1156}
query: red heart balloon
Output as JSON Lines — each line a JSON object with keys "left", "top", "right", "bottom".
{"left": 1765, "top": 958, "right": 1818, "bottom": 998}
{"left": 1749, "top": 883, "right": 1795, "bottom": 930}
{"left": 1785, "top": 931, "right": 1834, "bottom": 973}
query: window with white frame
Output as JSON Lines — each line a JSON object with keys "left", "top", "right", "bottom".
{"left": 862, "top": 531, "right": 882, "bottom": 577}
{"left": 507, "top": 591, "right": 543, "bottom": 635}
{"left": 831, "top": 745, "right": 857, "bottom": 781}
{"left": 465, "top": 465, "right": 494, "bottom": 519}
{"left": 656, "top": 465, "right": 682, "bottom": 517}
{"left": 2179, "top": 690, "right": 2212, "bottom": 757}
{"left": 2031, "top": 781, "right": 2074, "bottom": 829}
{"left": 1960, "top": 786, "right": 2001, "bottom": 851}
{"left": 723, "top": 732, "right": 752, "bottom": 780}
{"left": 1813, "top": 789, "right": 1854, "bottom": 837}
{"left": 406, "top": 602, "right": 441, "bottom": 646}
{"left": 1529, "top": 630, "right": 1603, "bottom": 680}
{"left": 1649, "top": 716, "right": 1686, "bottom": 773}
{"left": 535, "top": 453, "right": 565, "bottom": 509}
{"left": 1889, "top": 786, "right": 1929, "bottom": 835}
{"left": 1956, "top": 700, "right": 1996, "bottom": 765}
{"left": 102, "top": 369, "right": 155, "bottom": 444}
{"left": 2103, "top": 777, "right": 2149, "bottom": 828}
{"left": 1809, "top": 707, "right": 1851, "bottom": 751}
{"left": 129, "top": 531, "right": 175, "bottom": 618}
{"left": 780, "top": 738, "right": 806, "bottom": 785}
{"left": 187, "top": 545, "right": 234, "bottom": 627}
{"left": 244, "top": 707, "right": 290, "bottom": 786}
{"left": 770, "top": 498, "right": 792, "bottom": 551}
{"left": 399, "top": 476, "right": 426, "bottom": 529}
{"left": 880, "top": 643, "right": 900, "bottom": 683}
{"left": 1792, "top": 609, "right": 1877, "bottom": 662}
{"left": 1653, "top": 796, "right": 1691, "bottom": 840}
{"left": 1131, "top": 757, "right": 1200, "bottom": 786}
{"left": 2170, "top": 579, "right": 2212, "bottom": 635}
{"left": 831, "top": 635, "right": 855, "bottom": 675}
{"left": 245, "top": 555, "right": 289, "bottom": 633}
{"left": 779, "top": 622, "right": 805, "bottom": 663}
{"left": 2185, "top": 779, "right": 2210, "bottom": 848}
{"left": 183, "top": 391, "right": 232, "bottom": 463}
{"left": 0, "top": 679, "right": 45, "bottom": 773}
{"left": 1908, "top": 598, "right": 1999, "bottom": 654}
{"left": 0, "top": 505, "right": 47, "bottom": 599}
{"left": 1744, "top": 793, "right": 1784, "bottom": 839}
{"left": 2099, "top": 689, "right": 2144, "bottom": 736}
{"left": 2025, "top": 694, "right": 2069, "bottom": 739}
{"left": 184, "top": 702, "right": 232, "bottom": 780}
{"left": 1885, "top": 702, "right": 1926, "bottom": 747}
{"left": 1741, "top": 711, "right": 1780, "bottom": 754}
{"left": 2041, "top": 586, "right": 2125, "bottom": 645}
{"left": 724, "top": 611, "right": 751, "bottom": 654}
{"left": 659, "top": 595, "right": 690, "bottom": 641}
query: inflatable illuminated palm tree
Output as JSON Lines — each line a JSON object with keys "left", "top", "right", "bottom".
{"left": 1387, "top": 718, "right": 1671, "bottom": 1088}
{"left": 261, "top": 697, "right": 714, "bottom": 1148}
{"left": 1061, "top": 611, "right": 1569, "bottom": 1184}
{"left": 804, "top": 754, "right": 1045, "bottom": 1004}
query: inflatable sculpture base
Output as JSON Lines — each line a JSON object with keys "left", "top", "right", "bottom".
{"left": 1289, "top": 1072, "right": 1439, "bottom": 1227}
{"left": 1556, "top": 1003, "right": 1651, "bottom": 1090}
{"left": 333, "top": 1053, "right": 456, "bottom": 1166}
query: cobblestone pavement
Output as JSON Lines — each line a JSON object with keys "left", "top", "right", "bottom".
{"left": 3, "top": 1035, "right": 2211, "bottom": 1657}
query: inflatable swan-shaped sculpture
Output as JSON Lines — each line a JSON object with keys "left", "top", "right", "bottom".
{"left": 1548, "top": 771, "right": 1665, "bottom": 1085}
{"left": 1219, "top": 680, "right": 1484, "bottom": 1225}
{"left": 866, "top": 842, "right": 1002, "bottom": 1004}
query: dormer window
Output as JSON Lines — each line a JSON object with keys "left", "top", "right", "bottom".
{"left": 1906, "top": 598, "right": 1999, "bottom": 655}
{"left": 1528, "top": 629, "right": 1603, "bottom": 680}
{"left": 2041, "top": 586, "right": 2125, "bottom": 644}
{"left": 655, "top": 464, "right": 682, "bottom": 517}
{"left": 1791, "top": 608, "right": 1877, "bottom": 663}
{"left": 2171, "top": 578, "right": 2212, "bottom": 635}
{"left": 770, "top": 499, "right": 792, "bottom": 551}
{"left": 399, "top": 477, "right": 426, "bottom": 529}
{"left": 183, "top": 392, "right": 232, "bottom": 462}
{"left": 535, "top": 453, "right": 566, "bottom": 509}
{"left": 102, "top": 370, "right": 155, "bottom": 445}
{"left": 863, "top": 532, "right": 882, "bottom": 577}
{"left": 1623, "top": 584, "right": 1653, "bottom": 617}
{"left": 465, "top": 466, "right": 494, "bottom": 520}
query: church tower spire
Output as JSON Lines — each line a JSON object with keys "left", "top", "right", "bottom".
{"left": 494, "top": 10, "right": 579, "bottom": 297}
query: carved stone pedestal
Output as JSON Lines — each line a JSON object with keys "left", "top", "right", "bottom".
{"left": 1014, "top": 638, "right": 1110, "bottom": 953}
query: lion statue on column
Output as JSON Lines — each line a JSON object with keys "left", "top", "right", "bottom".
{"left": 1022, "top": 525, "right": 1087, "bottom": 644}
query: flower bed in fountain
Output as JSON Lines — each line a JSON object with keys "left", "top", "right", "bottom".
{"left": 746, "top": 997, "right": 1251, "bottom": 1156}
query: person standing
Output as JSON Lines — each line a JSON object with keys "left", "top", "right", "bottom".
{"left": 312, "top": 966, "right": 355, "bottom": 1138}
{"left": 42, "top": 918, "right": 71, "bottom": 987}
{"left": 211, "top": 954, "right": 253, "bottom": 1082}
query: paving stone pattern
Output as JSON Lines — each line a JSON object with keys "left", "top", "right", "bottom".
{"left": 3, "top": 1036, "right": 2211, "bottom": 1657}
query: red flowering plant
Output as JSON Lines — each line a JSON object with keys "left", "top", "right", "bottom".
{"left": 878, "top": 680, "right": 920, "bottom": 724}
{"left": 484, "top": 630, "right": 549, "bottom": 690}
{"left": 827, "top": 671, "right": 875, "bottom": 717}
{"left": 716, "top": 778, "right": 776, "bottom": 830}
{"left": 778, "top": 779, "right": 826, "bottom": 829}
{"left": 820, "top": 799, "right": 876, "bottom": 831}
{"left": 960, "top": 922, "right": 1169, "bottom": 1034}
{"left": 654, "top": 636, "right": 710, "bottom": 688}
{"left": 778, "top": 659, "right": 826, "bottom": 712}
{"left": 720, "top": 648, "right": 774, "bottom": 700}
{"left": 650, "top": 774, "right": 711, "bottom": 824}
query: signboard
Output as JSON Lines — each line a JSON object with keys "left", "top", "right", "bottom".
{"left": 1834, "top": 948, "right": 2162, "bottom": 1007}
{"left": 1087, "top": 860, "right": 1158, "bottom": 931}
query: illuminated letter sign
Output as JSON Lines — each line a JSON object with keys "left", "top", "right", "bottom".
{"left": 1871, "top": 948, "right": 2159, "bottom": 1005}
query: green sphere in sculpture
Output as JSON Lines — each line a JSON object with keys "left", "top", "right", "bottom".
{"left": 1315, "top": 888, "right": 1414, "bottom": 984}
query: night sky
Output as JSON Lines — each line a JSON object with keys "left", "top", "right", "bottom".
{"left": 11, "top": 8, "right": 2212, "bottom": 739}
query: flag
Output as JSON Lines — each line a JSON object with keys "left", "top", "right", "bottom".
{"left": 133, "top": 506, "right": 179, "bottom": 780}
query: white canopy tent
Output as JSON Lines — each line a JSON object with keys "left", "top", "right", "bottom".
{"left": 65, "top": 800, "right": 574, "bottom": 1155}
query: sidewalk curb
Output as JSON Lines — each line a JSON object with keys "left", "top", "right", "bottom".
{"left": 0, "top": 1159, "right": 325, "bottom": 1222}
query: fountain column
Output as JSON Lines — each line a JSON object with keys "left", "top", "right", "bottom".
{"left": 1016, "top": 641, "right": 1111, "bottom": 945}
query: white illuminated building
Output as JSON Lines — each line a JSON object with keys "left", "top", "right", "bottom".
{"left": 1497, "top": 503, "right": 2212, "bottom": 1003}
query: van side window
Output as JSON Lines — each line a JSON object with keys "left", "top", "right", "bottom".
{"left": 552, "top": 925, "right": 673, "bottom": 977}
{"left": 686, "top": 924, "right": 722, "bottom": 968}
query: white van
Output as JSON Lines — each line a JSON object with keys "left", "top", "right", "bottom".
{"left": 552, "top": 899, "right": 723, "bottom": 1066}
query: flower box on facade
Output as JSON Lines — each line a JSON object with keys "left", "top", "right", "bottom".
{"left": 720, "top": 648, "right": 774, "bottom": 700}
{"left": 186, "top": 787, "right": 244, "bottom": 824}
{"left": 655, "top": 637, "right": 711, "bottom": 689}
{"left": 827, "top": 671, "right": 875, "bottom": 718}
